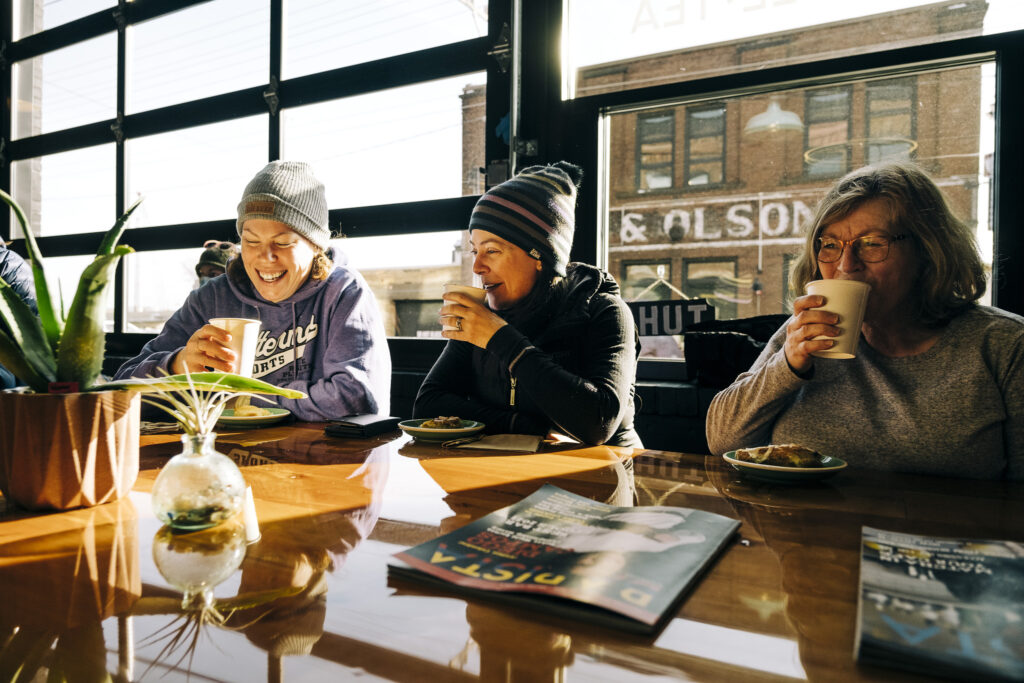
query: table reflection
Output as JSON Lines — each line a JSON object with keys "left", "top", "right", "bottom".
{"left": 0, "top": 497, "right": 140, "bottom": 681}
{"left": 1, "top": 424, "right": 1020, "bottom": 682}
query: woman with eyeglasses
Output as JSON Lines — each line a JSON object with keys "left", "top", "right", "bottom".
{"left": 707, "top": 161, "right": 1023, "bottom": 480}
{"left": 114, "top": 161, "right": 391, "bottom": 420}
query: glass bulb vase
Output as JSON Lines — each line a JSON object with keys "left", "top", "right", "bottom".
{"left": 151, "top": 433, "right": 246, "bottom": 531}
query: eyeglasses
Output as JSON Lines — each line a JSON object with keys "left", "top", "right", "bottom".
{"left": 815, "top": 234, "right": 907, "bottom": 263}
{"left": 203, "top": 240, "right": 236, "bottom": 250}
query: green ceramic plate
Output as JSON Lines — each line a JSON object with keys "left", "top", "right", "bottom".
{"left": 722, "top": 450, "right": 847, "bottom": 484}
{"left": 217, "top": 407, "right": 291, "bottom": 427}
{"left": 398, "top": 418, "right": 485, "bottom": 442}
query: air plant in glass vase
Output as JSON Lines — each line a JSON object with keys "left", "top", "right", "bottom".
{"left": 104, "top": 371, "right": 305, "bottom": 531}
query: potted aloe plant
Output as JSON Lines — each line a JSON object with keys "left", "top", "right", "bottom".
{"left": 0, "top": 190, "right": 147, "bottom": 510}
{"left": 0, "top": 191, "right": 304, "bottom": 511}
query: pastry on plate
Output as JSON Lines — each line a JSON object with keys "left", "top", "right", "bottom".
{"left": 233, "top": 403, "right": 272, "bottom": 417}
{"left": 420, "top": 416, "right": 464, "bottom": 429}
{"left": 734, "top": 443, "right": 823, "bottom": 467}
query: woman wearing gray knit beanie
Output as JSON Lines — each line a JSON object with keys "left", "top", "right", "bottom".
{"left": 413, "top": 161, "right": 643, "bottom": 448}
{"left": 114, "top": 161, "right": 392, "bottom": 420}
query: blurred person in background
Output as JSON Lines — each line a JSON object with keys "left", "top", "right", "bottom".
{"left": 195, "top": 239, "right": 239, "bottom": 287}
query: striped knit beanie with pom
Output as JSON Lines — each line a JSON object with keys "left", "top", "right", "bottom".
{"left": 469, "top": 161, "right": 582, "bottom": 276}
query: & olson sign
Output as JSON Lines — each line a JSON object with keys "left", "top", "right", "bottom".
{"left": 612, "top": 193, "right": 822, "bottom": 245}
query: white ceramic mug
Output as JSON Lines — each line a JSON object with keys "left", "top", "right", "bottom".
{"left": 804, "top": 279, "right": 871, "bottom": 359}
{"left": 441, "top": 283, "right": 486, "bottom": 331}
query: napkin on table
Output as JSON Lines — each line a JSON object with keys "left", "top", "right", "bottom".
{"left": 449, "top": 434, "right": 543, "bottom": 453}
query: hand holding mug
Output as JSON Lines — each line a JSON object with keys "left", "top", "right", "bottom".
{"left": 172, "top": 317, "right": 260, "bottom": 376}
{"left": 783, "top": 294, "right": 841, "bottom": 375}
{"left": 172, "top": 324, "right": 238, "bottom": 374}
{"left": 440, "top": 289, "right": 506, "bottom": 349}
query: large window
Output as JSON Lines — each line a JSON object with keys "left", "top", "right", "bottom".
{"left": 4, "top": 0, "right": 1024, "bottom": 373}
{"left": 603, "top": 61, "right": 998, "bottom": 359}
{"left": 4, "top": 0, "right": 497, "bottom": 341}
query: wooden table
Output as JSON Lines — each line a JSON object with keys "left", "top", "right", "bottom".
{"left": 1, "top": 422, "right": 1021, "bottom": 682}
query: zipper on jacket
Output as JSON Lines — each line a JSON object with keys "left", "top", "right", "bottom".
{"left": 509, "top": 376, "right": 517, "bottom": 406}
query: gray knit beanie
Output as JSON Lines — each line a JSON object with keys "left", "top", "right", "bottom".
{"left": 236, "top": 161, "right": 330, "bottom": 250}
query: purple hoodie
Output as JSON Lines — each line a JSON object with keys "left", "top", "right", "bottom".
{"left": 113, "top": 259, "right": 391, "bottom": 421}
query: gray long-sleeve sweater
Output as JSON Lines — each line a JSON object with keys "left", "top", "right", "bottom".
{"left": 706, "top": 305, "right": 1024, "bottom": 480}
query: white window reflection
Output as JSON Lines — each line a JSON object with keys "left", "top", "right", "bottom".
{"left": 126, "top": 116, "right": 268, "bottom": 228}
{"left": 282, "top": 73, "right": 486, "bottom": 207}
{"left": 127, "top": 0, "right": 268, "bottom": 114}
{"left": 125, "top": 247, "right": 222, "bottom": 334}
{"left": 566, "top": 0, "right": 1016, "bottom": 97}
{"left": 285, "top": 0, "right": 486, "bottom": 78}
{"left": 11, "top": 145, "right": 115, "bottom": 238}
{"left": 12, "top": 0, "right": 114, "bottom": 39}
{"left": 335, "top": 232, "right": 465, "bottom": 337}
{"left": 12, "top": 34, "right": 115, "bottom": 139}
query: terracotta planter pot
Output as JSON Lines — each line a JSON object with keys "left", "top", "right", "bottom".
{"left": 0, "top": 389, "right": 140, "bottom": 510}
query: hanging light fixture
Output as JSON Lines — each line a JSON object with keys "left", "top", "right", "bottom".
{"left": 744, "top": 96, "right": 803, "bottom": 136}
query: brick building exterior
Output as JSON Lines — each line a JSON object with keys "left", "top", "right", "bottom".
{"left": 460, "top": 1, "right": 988, "bottom": 343}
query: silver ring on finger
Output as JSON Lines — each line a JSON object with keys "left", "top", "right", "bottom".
{"left": 455, "top": 317, "right": 463, "bottom": 331}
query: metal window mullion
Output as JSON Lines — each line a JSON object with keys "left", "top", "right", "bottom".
{"left": 268, "top": 0, "right": 282, "bottom": 162}
{"left": 114, "top": 0, "right": 128, "bottom": 334}
{"left": 993, "top": 43, "right": 1024, "bottom": 315}
{"left": 1, "top": 0, "right": 12, "bottom": 243}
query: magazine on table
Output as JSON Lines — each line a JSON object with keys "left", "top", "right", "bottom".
{"left": 388, "top": 484, "right": 740, "bottom": 634}
{"left": 855, "top": 526, "right": 1024, "bottom": 681}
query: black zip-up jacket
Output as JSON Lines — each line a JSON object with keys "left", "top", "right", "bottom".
{"left": 414, "top": 262, "right": 642, "bottom": 447}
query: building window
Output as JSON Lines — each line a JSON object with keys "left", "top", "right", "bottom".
{"left": 621, "top": 261, "right": 673, "bottom": 301}
{"left": 866, "top": 77, "right": 916, "bottom": 165}
{"left": 684, "top": 104, "right": 726, "bottom": 187}
{"left": 636, "top": 111, "right": 674, "bottom": 191}
{"left": 622, "top": 261, "right": 684, "bottom": 358}
{"left": 684, "top": 259, "right": 739, "bottom": 321}
{"left": 804, "top": 86, "right": 852, "bottom": 178}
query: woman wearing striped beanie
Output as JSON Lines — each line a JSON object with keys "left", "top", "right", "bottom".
{"left": 414, "top": 161, "right": 643, "bottom": 447}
